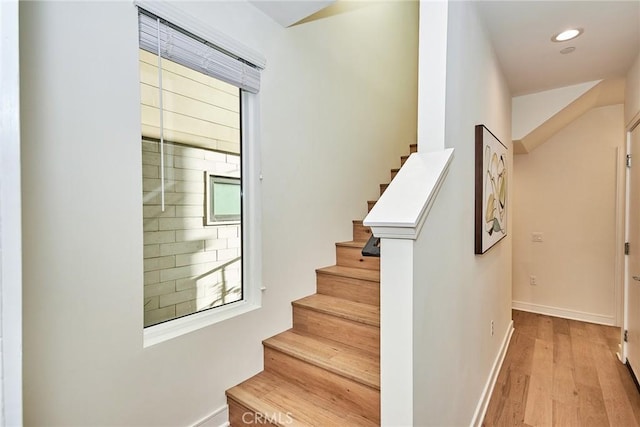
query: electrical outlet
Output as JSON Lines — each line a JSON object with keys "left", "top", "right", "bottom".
{"left": 491, "top": 320, "right": 494, "bottom": 336}
{"left": 530, "top": 275, "right": 537, "bottom": 285}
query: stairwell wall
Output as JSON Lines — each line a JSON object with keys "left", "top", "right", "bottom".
{"left": 412, "top": 1, "right": 512, "bottom": 425}
{"left": 20, "top": 1, "right": 417, "bottom": 425}
{"left": 512, "top": 80, "right": 600, "bottom": 141}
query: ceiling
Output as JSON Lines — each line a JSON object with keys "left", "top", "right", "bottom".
{"left": 477, "top": 1, "right": 640, "bottom": 96}
{"left": 248, "top": 0, "right": 335, "bottom": 27}
{"left": 250, "top": 0, "right": 639, "bottom": 97}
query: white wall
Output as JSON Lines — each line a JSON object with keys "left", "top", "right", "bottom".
{"left": 512, "top": 80, "right": 600, "bottom": 140}
{"left": 412, "top": 1, "right": 512, "bottom": 425}
{"left": 20, "top": 1, "right": 417, "bottom": 425}
{"left": 513, "top": 105, "right": 624, "bottom": 325}
{"left": 626, "top": 51, "right": 640, "bottom": 129}
{"left": 0, "top": 1, "right": 23, "bottom": 425}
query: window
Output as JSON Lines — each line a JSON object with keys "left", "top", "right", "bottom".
{"left": 206, "top": 174, "right": 241, "bottom": 225}
{"left": 137, "top": 4, "right": 264, "bottom": 345}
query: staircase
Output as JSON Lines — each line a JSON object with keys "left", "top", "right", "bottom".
{"left": 225, "top": 144, "right": 417, "bottom": 426}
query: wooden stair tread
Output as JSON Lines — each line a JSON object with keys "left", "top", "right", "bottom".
{"left": 336, "top": 240, "right": 366, "bottom": 249}
{"left": 292, "top": 294, "right": 379, "bottom": 327}
{"left": 264, "top": 330, "right": 380, "bottom": 389}
{"left": 316, "top": 265, "right": 380, "bottom": 283}
{"left": 227, "top": 371, "right": 378, "bottom": 427}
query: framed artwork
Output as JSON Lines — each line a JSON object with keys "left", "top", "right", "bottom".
{"left": 475, "top": 124, "right": 508, "bottom": 254}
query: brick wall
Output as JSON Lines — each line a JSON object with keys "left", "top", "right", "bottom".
{"left": 142, "top": 139, "right": 241, "bottom": 327}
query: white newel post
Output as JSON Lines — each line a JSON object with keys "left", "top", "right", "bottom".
{"left": 379, "top": 238, "right": 414, "bottom": 425}
{"left": 364, "top": 149, "right": 454, "bottom": 426}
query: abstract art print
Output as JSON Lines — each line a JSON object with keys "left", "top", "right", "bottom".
{"left": 475, "top": 124, "right": 507, "bottom": 254}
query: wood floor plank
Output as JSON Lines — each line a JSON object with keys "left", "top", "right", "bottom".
{"left": 584, "top": 323, "right": 608, "bottom": 345}
{"left": 576, "top": 382, "right": 610, "bottom": 427}
{"left": 552, "top": 364, "right": 578, "bottom": 406}
{"left": 568, "top": 319, "right": 588, "bottom": 340}
{"left": 591, "top": 342, "right": 637, "bottom": 427}
{"left": 524, "top": 338, "right": 554, "bottom": 426}
{"left": 495, "top": 399, "right": 526, "bottom": 427}
{"left": 616, "top": 361, "right": 640, "bottom": 425}
{"left": 551, "top": 316, "right": 570, "bottom": 336}
{"left": 484, "top": 311, "right": 640, "bottom": 427}
{"left": 553, "top": 332, "right": 573, "bottom": 368}
{"left": 571, "top": 335, "right": 601, "bottom": 389}
{"left": 552, "top": 400, "right": 579, "bottom": 427}
{"left": 507, "top": 332, "right": 536, "bottom": 376}
{"left": 537, "top": 315, "right": 554, "bottom": 342}
{"left": 483, "top": 389, "right": 508, "bottom": 426}
{"left": 515, "top": 311, "right": 538, "bottom": 338}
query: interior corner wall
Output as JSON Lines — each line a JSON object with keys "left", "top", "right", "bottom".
{"left": 412, "top": 1, "right": 512, "bottom": 425}
{"left": 513, "top": 104, "right": 625, "bottom": 325}
{"left": 512, "top": 80, "right": 600, "bottom": 140}
{"left": 19, "top": 1, "right": 418, "bottom": 425}
{"left": 626, "top": 51, "right": 640, "bottom": 128}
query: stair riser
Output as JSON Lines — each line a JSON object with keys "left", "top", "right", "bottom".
{"left": 391, "top": 170, "right": 399, "bottom": 180}
{"left": 367, "top": 201, "right": 375, "bottom": 212}
{"left": 401, "top": 156, "right": 408, "bottom": 166}
{"left": 410, "top": 143, "right": 417, "bottom": 153}
{"left": 228, "top": 399, "right": 278, "bottom": 427}
{"left": 353, "top": 222, "right": 372, "bottom": 242}
{"left": 316, "top": 273, "right": 379, "bottom": 306}
{"left": 336, "top": 245, "right": 380, "bottom": 271}
{"left": 380, "top": 184, "right": 388, "bottom": 196}
{"left": 264, "top": 348, "right": 380, "bottom": 423}
{"left": 293, "top": 306, "right": 379, "bottom": 354}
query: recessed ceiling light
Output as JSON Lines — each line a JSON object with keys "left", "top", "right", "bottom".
{"left": 560, "top": 46, "right": 576, "bottom": 54}
{"left": 551, "top": 28, "right": 583, "bottom": 42}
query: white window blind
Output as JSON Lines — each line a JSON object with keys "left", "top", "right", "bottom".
{"left": 138, "top": 10, "right": 261, "bottom": 94}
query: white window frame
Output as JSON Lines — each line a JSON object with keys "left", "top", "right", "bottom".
{"left": 205, "top": 173, "right": 241, "bottom": 226}
{"left": 140, "top": 3, "right": 264, "bottom": 348}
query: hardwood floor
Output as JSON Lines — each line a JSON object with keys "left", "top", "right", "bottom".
{"left": 483, "top": 310, "right": 640, "bottom": 426}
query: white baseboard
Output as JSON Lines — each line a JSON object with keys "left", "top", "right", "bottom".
{"left": 512, "top": 301, "right": 615, "bottom": 326}
{"left": 470, "top": 320, "right": 514, "bottom": 427}
{"left": 192, "top": 404, "right": 229, "bottom": 427}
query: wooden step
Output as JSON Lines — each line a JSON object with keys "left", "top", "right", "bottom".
{"left": 367, "top": 200, "right": 376, "bottom": 212}
{"left": 264, "top": 330, "right": 379, "bottom": 389}
{"left": 227, "top": 398, "right": 271, "bottom": 427}
{"left": 401, "top": 155, "right": 409, "bottom": 165}
{"left": 352, "top": 220, "right": 372, "bottom": 242}
{"left": 292, "top": 294, "right": 379, "bottom": 354}
{"left": 380, "top": 183, "right": 388, "bottom": 196}
{"left": 410, "top": 143, "right": 417, "bottom": 153}
{"left": 227, "top": 371, "right": 378, "bottom": 426}
{"left": 263, "top": 331, "right": 380, "bottom": 421}
{"left": 391, "top": 168, "right": 400, "bottom": 180}
{"left": 336, "top": 241, "right": 380, "bottom": 271}
{"left": 316, "top": 265, "right": 379, "bottom": 306}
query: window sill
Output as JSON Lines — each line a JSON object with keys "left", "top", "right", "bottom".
{"left": 143, "top": 299, "right": 261, "bottom": 347}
